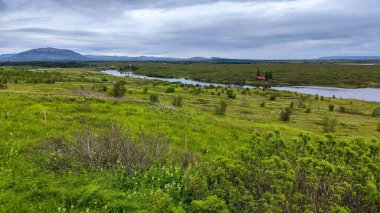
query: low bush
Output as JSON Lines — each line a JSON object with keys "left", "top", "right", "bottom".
{"left": 372, "top": 107, "right": 380, "bottom": 117}
{"left": 329, "top": 104, "right": 335, "bottom": 111}
{"left": 111, "top": 81, "right": 126, "bottom": 97}
{"left": 41, "top": 124, "right": 171, "bottom": 173}
{"left": 150, "top": 94, "right": 159, "bottom": 103}
{"left": 280, "top": 107, "right": 292, "bottom": 121}
{"left": 172, "top": 95, "right": 183, "bottom": 107}
{"left": 216, "top": 101, "right": 227, "bottom": 115}
{"left": 322, "top": 117, "right": 338, "bottom": 133}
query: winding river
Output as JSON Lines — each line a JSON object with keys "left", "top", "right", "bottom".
{"left": 102, "top": 70, "right": 380, "bottom": 102}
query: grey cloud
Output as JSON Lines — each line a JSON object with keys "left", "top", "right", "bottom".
{"left": 1, "top": 0, "right": 380, "bottom": 58}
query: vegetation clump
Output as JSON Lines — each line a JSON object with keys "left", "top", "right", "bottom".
{"left": 280, "top": 107, "right": 292, "bottom": 121}
{"left": 43, "top": 124, "right": 170, "bottom": 173}
{"left": 111, "top": 80, "right": 126, "bottom": 97}
{"left": 226, "top": 89, "right": 236, "bottom": 99}
{"left": 216, "top": 101, "right": 227, "bottom": 115}
{"left": 172, "top": 95, "right": 183, "bottom": 107}
{"left": 150, "top": 94, "right": 159, "bottom": 103}
{"left": 372, "top": 107, "right": 380, "bottom": 117}
{"left": 322, "top": 117, "right": 338, "bottom": 133}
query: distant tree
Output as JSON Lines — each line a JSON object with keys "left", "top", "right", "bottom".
{"left": 265, "top": 71, "right": 269, "bottom": 80}
{"left": 268, "top": 71, "right": 273, "bottom": 79}
{"left": 372, "top": 107, "right": 380, "bottom": 117}
{"left": 257, "top": 69, "right": 260, "bottom": 77}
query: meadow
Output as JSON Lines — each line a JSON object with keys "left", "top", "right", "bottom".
{"left": 93, "top": 62, "right": 380, "bottom": 88}
{"left": 0, "top": 65, "right": 379, "bottom": 212}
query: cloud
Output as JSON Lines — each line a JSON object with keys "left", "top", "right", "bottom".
{"left": 0, "top": 0, "right": 380, "bottom": 58}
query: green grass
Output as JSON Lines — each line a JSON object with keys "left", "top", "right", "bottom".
{"left": 97, "top": 62, "right": 380, "bottom": 88}
{"left": 0, "top": 66, "right": 379, "bottom": 212}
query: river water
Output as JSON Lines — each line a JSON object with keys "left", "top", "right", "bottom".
{"left": 102, "top": 70, "right": 380, "bottom": 102}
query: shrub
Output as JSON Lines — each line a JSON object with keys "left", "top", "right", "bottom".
{"left": 165, "top": 87, "right": 175, "bottom": 93}
{"left": 111, "top": 81, "right": 126, "bottom": 97}
{"left": 338, "top": 106, "right": 346, "bottom": 113}
{"left": 42, "top": 124, "right": 170, "bottom": 173}
{"left": 150, "top": 94, "right": 159, "bottom": 103}
{"left": 216, "top": 101, "right": 227, "bottom": 115}
{"left": 0, "top": 83, "right": 7, "bottom": 90}
{"left": 260, "top": 101, "right": 266, "bottom": 108}
{"left": 289, "top": 102, "right": 294, "bottom": 109}
{"left": 226, "top": 90, "right": 236, "bottom": 99}
{"left": 377, "top": 123, "right": 380, "bottom": 132}
{"left": 151, "top": 191, "right": 184, "bottom": 213}
{"left": 191, "top": 196, "right": 228, "bottom": 213}
{"left": 322, "top": 117, "right": 337, "bottom": 133}
{"left": 305, "top": 107, "right": 312, "bottom": 113}
{"left": 328, "top": 104, "right": 335, "bottom": 111}
{"left": 143, "top": 87, "right": 148, "bottom": 94}
{"left": 280, "top": 107, "right": 292, "bottom": 121}
{"left": 269, "top": 94, "right": 276, "bottom": 101}
{"left": 172, "top": 95, "right": 183, "bottom": 107}
{"left": 372, "top": 107, "right": 380, "bottom": 117}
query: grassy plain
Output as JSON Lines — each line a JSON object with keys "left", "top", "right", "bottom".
{"left": 0, "top": 66, "right": 379, "bottom": 212}
{"left": 95, "top": 62, "right": 380, "bottom": 88}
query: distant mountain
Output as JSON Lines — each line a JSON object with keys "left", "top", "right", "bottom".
{"left": 319, "top": 56, "right": 380, "bottom": 60}
{"left": 9, "top": 48, "right": 88, "bottom": 61}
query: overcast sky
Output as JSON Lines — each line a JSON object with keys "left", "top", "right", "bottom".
{"left": 1, "top": 0, "right": 380, "bottom": 59}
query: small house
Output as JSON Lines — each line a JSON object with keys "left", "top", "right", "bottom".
{"left": 257, "top": 76, "right": 266, "bottom": 81}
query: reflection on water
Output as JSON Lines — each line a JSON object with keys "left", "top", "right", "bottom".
{"left": 102, "top": 70, "right": 380, "bottom": 102}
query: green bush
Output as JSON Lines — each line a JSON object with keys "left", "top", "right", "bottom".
{"left": 191, "top": 196, "right": 229, "bottom": 213}
{"left": 376, "top": 123, "right": 380, "bottom": 132}
{"left": 329, "top": 104, "right": 335, "bottom": 111}
{"left": 0, "top": 83, "right": 7, "bottom": 90}
{"left": 111, "top": 81, "right": 126, "bottom": 97}
{"left": 322, "top": 117, "right": 338, "bottom": 133}
{"left": 151, "top": 191, "right": 184, "bottom": 213}
{"left": 165, "top": 87, "right": 175, "bottom": 93}
{"left": 172, "top": 95, "right": 183, "bottom": 107}
{"left": 280, "top": 107, "right": 292, "bottom": 121}
{"left": 372, "top": 107, "right": 380, "bottom": 117}
{"left": 269, "top": 94, "right": 276, "bottom": 101}
{"left": 226, "top": 90, "right": 236, "bottom": 99}
{"left": 216, "top": 101, "right": 227, "bottom": 115}
{"left": 260, "top": 101, "right": 266, "bottom": 108}
{"left": 150, "top": 94, "right": 159, "bottom": 103}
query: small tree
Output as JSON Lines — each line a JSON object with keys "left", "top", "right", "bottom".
{"left": 322, "top": 117, "right": 337, "bottom": 133}
{"left": 216, "top": 101, "right": 227, "bottom": 115}
{"left": 280, "top": 107, "right": 292, "bottom": 121}
{"left": 111, "top": 81, "right": 126, "bottom": 97}
{"left": 150, "top": 94, "right": 159, "bottom": 103}
{"left": 172, "top": 95, "right": 183, "bottom": 107}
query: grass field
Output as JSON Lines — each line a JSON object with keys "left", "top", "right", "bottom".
{"left": 0, "top": 66, "right": 379, "bottom": 212}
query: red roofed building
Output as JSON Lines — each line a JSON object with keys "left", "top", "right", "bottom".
{"left": 257, "top": 76, "right": 266, "bottom": 81}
